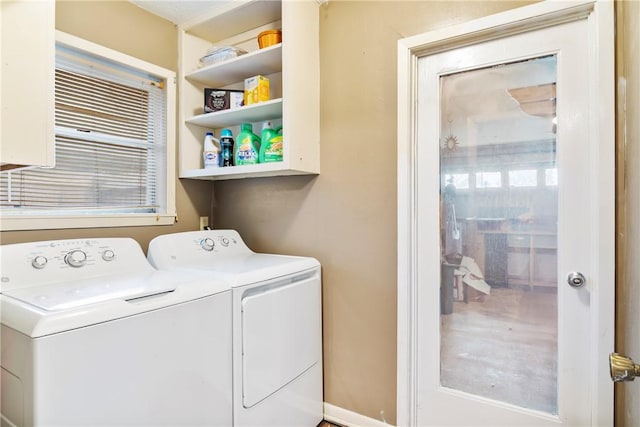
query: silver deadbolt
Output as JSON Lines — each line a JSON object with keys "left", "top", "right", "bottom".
{"left": 567, "top": 271, "right": 586, "bottom": 288}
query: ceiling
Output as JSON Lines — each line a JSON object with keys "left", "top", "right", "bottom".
{"left": 441, "top": 56, "right": 557, "bottom": 146}
{"left": 128, "top": 1, "right": 221, "bottom": 25}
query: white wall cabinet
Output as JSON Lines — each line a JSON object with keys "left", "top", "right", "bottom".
{"left": 1, "top": 0, "right": 55, "bottom": 171}
{"left": 178, "top": 0, "right": 320, "bottom": 180}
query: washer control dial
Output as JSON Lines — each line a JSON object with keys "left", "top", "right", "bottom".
{"left": 201, "top": 238, "right": 215, "bottom": 251}
{"left": 31, "top": 255, "right": 48, "bottom": 269}
{"left": 65, "top": 249, "right": 87, "bottom": 268}
{"left": 221, "top": 237, "right": 230, "bottom": 247}
{"left": 102, "top": 249, "right": 115, "bottom": 261}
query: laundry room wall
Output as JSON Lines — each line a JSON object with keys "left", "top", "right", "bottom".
{"left": 15, "top": 1, "right": 639, "bottom": 425}
{"left": 0, "top": 0, "right": 212, "bottom": 249}
{"left": 211, "top": 1, "right": 537, "bottom": 423}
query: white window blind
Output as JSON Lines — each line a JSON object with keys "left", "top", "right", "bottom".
{"left": 1, "top": 42, "right": 169, "bottom": 217}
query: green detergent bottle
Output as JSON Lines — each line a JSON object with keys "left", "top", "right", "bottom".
{"left": 258, "top": 121, "right": 283, "bottom": 163}
{"left": 234, "top": 122, "right": 260, "bottom": 165}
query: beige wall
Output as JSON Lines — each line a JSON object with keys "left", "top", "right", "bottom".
{"left": 212, "top": 1, "right": 535, "bottom": 423}
{"left": 0, "top": 1, "right": 212, "bottom": 251}
{"left": 616, "top": 0, "right": 640, "bottom": 425}
{"left": 5, "top": 1, "right": 636, "bottom": 425}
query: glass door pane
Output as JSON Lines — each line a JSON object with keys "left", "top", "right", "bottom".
{"left": 439, "top": 55, "right": 558, "bottom": 414}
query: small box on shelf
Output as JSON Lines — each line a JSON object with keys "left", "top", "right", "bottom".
{"left": 244, "top": 75, "right": 270, "bottom": 105}
{"left": 204, "top": 88, "right": 244, "bottom": 113}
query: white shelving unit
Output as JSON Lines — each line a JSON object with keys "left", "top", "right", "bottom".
{"left": 178, "top": 0, "right": 320, "bottom": 180}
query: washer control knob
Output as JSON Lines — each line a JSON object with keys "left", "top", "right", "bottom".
{"left": 65, "top": 250, "right": 87, "bottom": 268}
{"left": 201, "top": 238, "right": 215, "bottom": 251}
{"left": 221, "top": 237, "right": 230, "bottom": 247}
{"left": 31, "top": 255, "right": 48, "bottom": 269}
{"left": 102, "top": 249, "right": 115, "bottom": 262}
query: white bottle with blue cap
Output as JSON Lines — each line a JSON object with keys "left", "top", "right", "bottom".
{"left": 203, "top": 132, "right": 221, "bottom": 168}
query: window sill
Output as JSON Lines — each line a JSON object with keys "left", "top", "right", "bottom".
{"left": 0, "top": 213, "right": 176, "bottom": 231}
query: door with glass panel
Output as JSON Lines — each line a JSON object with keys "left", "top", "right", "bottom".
{"left": 408, "top": 6, "right": 614, "bottom": 426}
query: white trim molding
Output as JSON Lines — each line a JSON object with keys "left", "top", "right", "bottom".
{"left": 323, "top": 402, "right": 394, "bottom": 427}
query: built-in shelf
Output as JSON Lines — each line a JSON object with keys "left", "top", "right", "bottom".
{"left": 181, "top": 162, "right": 318, "bottom": 181}
{"left": 186, "top": 98, "right": 282, "bottom": 128}
{"left": 178, "top": 0, "right": 319, "bottom": 180}
{"left": 186, "top": 43, "right": 282, "bottom": 87}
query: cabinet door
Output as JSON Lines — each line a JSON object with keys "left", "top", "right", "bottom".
{"left": 1, "top": 0, "right": 55, "bottom": 170}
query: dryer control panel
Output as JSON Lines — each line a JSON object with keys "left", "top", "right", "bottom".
{"left": 148, "top": 230, "right": 253, "bottom": 268}
{"left": 0, "top": 238, "right": 152, "bottom": 292}
{"left": 196, "top": 232, "right": 244, "bottom": 253}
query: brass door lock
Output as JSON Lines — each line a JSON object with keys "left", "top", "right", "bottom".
{"left": 610, "top": 353, "right": 640, "bottom": 382}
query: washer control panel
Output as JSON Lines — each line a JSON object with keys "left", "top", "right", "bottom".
{"left": 20, "top": 239, "right": 118, "bottom": 270}
{"left": 1, "top": 238, "right": 151, "bottom": 291}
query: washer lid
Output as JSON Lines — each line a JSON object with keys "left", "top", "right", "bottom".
{"left": 1, "top": 270, "right": 230, "bottom": 338}
{"left": 2, "top": 271, "right": 175, "bottom": 311}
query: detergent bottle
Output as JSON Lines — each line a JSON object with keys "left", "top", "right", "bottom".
{"left": 234, "top": 122, "right": 260, "bottom": 165}
{"left": 220, "top": 128, "right": 235, "bottom": 167}
{"left": 258, "top": 121, "right": 283, "bottom": 163}
{"left": 202, "top": 132, "right": 221, "bottom": 168}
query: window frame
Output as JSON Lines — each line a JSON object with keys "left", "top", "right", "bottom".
{"left": 1, "top": 31, "right": 176, "bottom": 231}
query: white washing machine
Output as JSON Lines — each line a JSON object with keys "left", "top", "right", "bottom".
{"left": 0, "top": 237, "right": 232, "bottom": 427}
{"left": 147, "top": 230, "right": 323, "bottom": 427}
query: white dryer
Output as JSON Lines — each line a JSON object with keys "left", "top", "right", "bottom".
{"left": 0, "top": 238, "right": 232, "bottom": 427}
{"left": 147, "top": 230, "right": 323, "bottom": 427}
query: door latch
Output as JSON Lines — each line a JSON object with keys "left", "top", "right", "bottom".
{"left": 609, "top": 353, "right": 640, "bottom": 382}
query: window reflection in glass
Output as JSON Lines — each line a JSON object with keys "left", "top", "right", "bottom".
{"left": 545, "top": 168, "right": 558, "bottom": 186}
{"left": 444, "top": 173, "right": 470, "bottom": 189}
{"left": 475, "top": 171, "right": 502, "bottom": 188}
{"left": 509, "top": 169, "right": 537, "bottom": 187}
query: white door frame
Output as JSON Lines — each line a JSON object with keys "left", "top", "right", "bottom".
{"left": 396, "top": 1, "right": 615, "bottom": 426}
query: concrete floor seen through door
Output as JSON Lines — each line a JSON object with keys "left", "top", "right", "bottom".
{"left": 441, "top": 286, "right": 557, "bottom": 414}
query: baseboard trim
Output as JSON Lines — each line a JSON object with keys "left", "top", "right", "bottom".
{"left": 323, "top": 402, "right": 393, "bottom": 427}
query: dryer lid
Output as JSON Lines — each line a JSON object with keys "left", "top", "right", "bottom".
{"left": 147, "top": 230, "right": 320, "bottom": 283}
